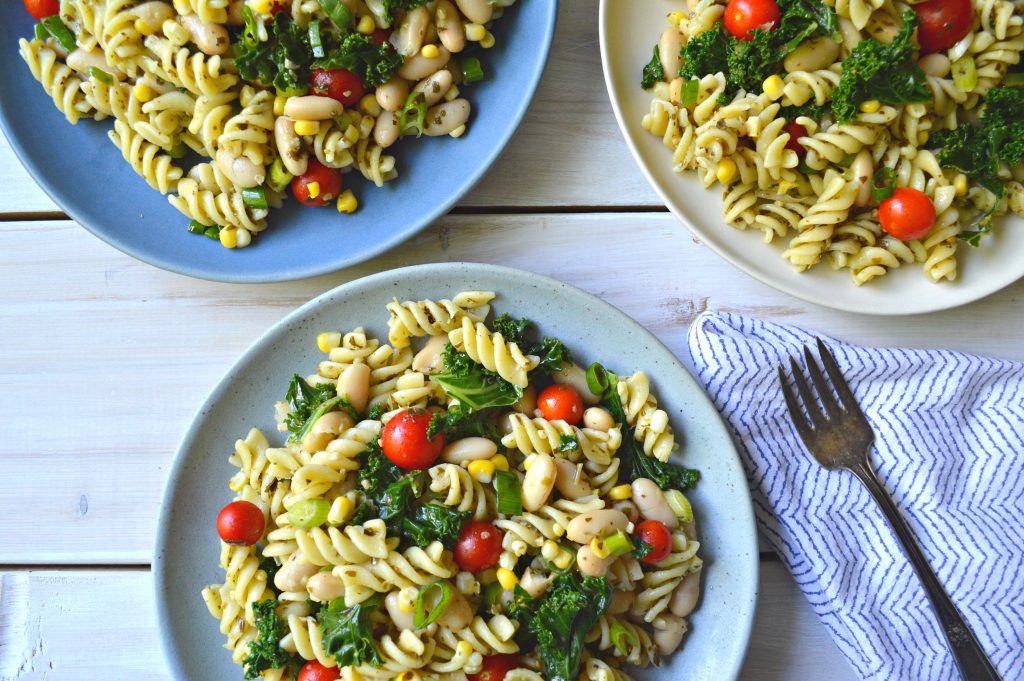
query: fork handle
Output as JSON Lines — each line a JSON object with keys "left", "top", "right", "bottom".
{"left": 853, "top": 463, "right": 1002, "bottom": 681}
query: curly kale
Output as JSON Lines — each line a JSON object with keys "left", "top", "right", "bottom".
{"left": 432, "top": 343, "right": 522, "bottom": 411}
{"left": 641, "top": 45, "right": 665, "bottom": 89}
{"left": 283, "top": 374, "right": 357, "bottom": 443}
{"left": 319, "top": 595, "right": 383, "bottom": 667}
{"left": 243, "top": 600, "right": 300, "bottom": 679}
{"left": 315, "top": 33, "right": 404, "bottom": 86}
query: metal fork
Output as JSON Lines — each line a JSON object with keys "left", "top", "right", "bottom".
{"left": 778, "top": 339, "right": 1002, "bottom": 681}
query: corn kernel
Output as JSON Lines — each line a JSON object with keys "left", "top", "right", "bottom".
{"left": 327, "top": 495, "right": 353, "bottom": 524}
{"left": 496, "top": 568, "right": 518, "bottom": 591}
{"left": 294, "top": 119, "right": 320, "bottom": 136}
{"left": 421, "top": 43, "right": 440, "bottom": 59}
{"left": 397, "top": 671, "right": 421, "bottom": 681}
{"left": 336, "top": 189, "right": 358, "bottom": 214}
{"left": 716, "top": 157, "right": 738, "bottom": 184}
{"left": 480, "top": 30, "right": 495, "bottom": 49}
{"left": 762, "top": 74, "right": 785, "bottom": 100}
{"left": 541, "top": 540, "right": 561, "bottom": 561}
{"left": 236, "top": 228, "right": 252, "bottom": 248}
{"left": 860, "top": 99, "right": 881, "bottom": 113}
{"left": 133, "top": 83, "right": 154, "bottom": 103}
{"left": 608, "top": 484, "right": 633, "bottom": 501}
{"left": 480, "top": 568, "right": 498, "bottom": 584}
{"left": 552, "top": 551, "right": 573, "bottom": 570}
{"left": 250, "top": 0, "right": 274, "bottom": 13}
{"left": 954, "top": 173, "right": 968, "bottom": 197}
{"left": 668, "top": 11, "right": 687, "bottom": 26}
{"left": 449, "top": 124, "right": 467, "bottom": 138}
{"left": 307, "top": 181, "right": 321, "bottom": 199}
{"left": 357, "top": 14, "right": 376, "bottom": 34}
{"left": 490, "top": 454, "right": 510, "bottom": 472}
{"left": 219, "top": 226, "right": 238, "bottom": 249}
{"left": 273, "top": 95, "right": 287, "bottom": 116}
{"left": 317, "top": 331, "right": 342, "bottom": 353}
{"left": 344, "top": 124, "right": 361, "bottom": 145}
{"left": 590, "top": 537, "right": 611, "bottom": 559}
{"left": 360, "top": 94, "right": 381, "bottom": 116}
{"left": 466, "top": 23, "right": 486, "bottom": 41}
{"left": 917, "top": 131, "right": 929, "bottom": 145}
{"left": 551, "top": 522, "right": 566, "bottom": 538}
{"left": 522, "top": 453, "right": 536, "bottom": 471}
{"left": 468, "top": 459, "right": 496, "bottom": 483}
{"left": 397, "top": 587, "right": 417, "bottom": 612}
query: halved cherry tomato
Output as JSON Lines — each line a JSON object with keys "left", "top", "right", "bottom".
{"left": 634, "top": 519, "right": 672, "bottom": 564}
{"left": 381, "top": 409, "right": 446, "bottom": 469}
{"left": 453, "top": 521, "right": 504, "bottom": 572}
{"left": 468, "top": 654, "right": 521, "bottom": 681}
{"left": 784, "top": 121, "right": 809, "bottom": 156}
{"left": 371, "top": 28, "right": 391, "bottom": 45}
{"left": 723, "top": 0, "right": 781, "bottom": 41}
{"left": 291, "top": 159, "right": 343, "bottom": 207}
{"left": 914, "top": 0, "right": 973, "bottom": 54}
{"left": 23, "top": 0, "right": 59, "bottom": 18}
{"left": 310, "top": 68, "right": 365, "bottom": 106}
{"left": 298, "top": 661, "right": 341, "bottom": 681}
{"left": 879, "top": 187, "right": 936, "bottom": 241}
{"left": 537, "top": 384, "right": 584, "bottom": 425}
{"left": 217, "top": 500, "right": 266, "bottom": 546}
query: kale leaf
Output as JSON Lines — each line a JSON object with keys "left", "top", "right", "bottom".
{"left": 319, "top": 594, "right": 383, "bottom": 667}
{"left": 484, "top": 314, "right": 573, "bottom": 377}
{"left": 426, "top": 401, "right": 503, "bottom": 442}
{"left": 678, "top": 25, "right": 730, "bottom": 82}
{"left": 234, "top": 11, "right": 313, "bottom": 93}
{"left": 433, "top": 344, "right": 522, "bottom": 411}
{"left": 314, "top": 33, "right": 404, "bottom": 86}
{"left": 258, "top": 556, "right": 281, "bottom": 587}
{"left": 641, "top": 45, "right": 665, "bottom": 89}
{"left": 403, "top": 503, "right": 472, "bottom": 548}
{"left": 491, "top": 313, "right": 532, "bottom": 343}
{"left": 633, "top": 537, "right": 654, "bottom": 560}
{"left": 558, "top": 434, "right": 580, "bottom": 455}
{"left": 283, "top": 374, "right": 357, "bottom": 443}
{"left": 358, "top": 441, "right": 403, "bottom": 498}
{"left": 382, "top": 0, "right": 429, "bottom": 22}
{"left": 243, "top": 600, "right": 300, "bottom": 679}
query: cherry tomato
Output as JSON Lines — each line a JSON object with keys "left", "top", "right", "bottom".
{"left": 454, "top": 521, "right": 504, "bottom": 572}
{"left": 537, "top": 384, "right": 584, "bottom": 425}
{"left": 468, "top": 655, "right": 521, "bottom": 681}
{"left": 291, "top": 159, "right": 343, "bottom": 207}
{"left": 784, "top": 121, "right": 809, "bottom": 156}
{"left": 297, "top": 661, "right": 341, "bottom": 681}
{"left": 879, "top": 187, "right": 936, "bottom": 241}
{"left": 310, "top": 68, "right": 365, "bottom": 106}
{"left": 23, "top": 0, "right": 59, "bottom": 18}
{"left": 371, "top": 28, "right": 391, "bottom": 45}
{"left": 217, "top": 500, "right": 266, "bottom": 546}
{"left": 381, "top": 409, "right": 446, "bottom": 469}
{"left": 723, "top": 0, "right": 781, "bottom": 40}
{"left": 914, "top": 0, "right": 973, "bottom": 54}
{"left": 634, "top": 519, "right": 672, "bottom": 564}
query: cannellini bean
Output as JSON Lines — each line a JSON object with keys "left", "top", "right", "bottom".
{"left": 391, "top": 5, "right": 430, "bottom": 56}
{"left": 652, "top": 614, "right": 687, "bottom": 655}
{"left": 851, "top": 149, "right": 874, "bottom": 208}
{"left": 552, "top": 363, "right": 601, "bottom": 405}
{"left": 435, "top": 0, "right": 466, "bottom": 53}
{"left": 179, "top": 13, "right": 229, "bottom": 55}
{"left": 412, "top": 335, "right": 449, "bottom": 373}
{"left": 274, "top": 553, "right": 319, "bottom": 593}
{"left": 583, "top": 407, "right": 614, "bottom": 432}
{"left": 283, "top": 95, "right": 344, "bottom": 120}
{"left": 385, "top": 591, "right": 416, "bottom": 630}
{"left": 66, "top": 48, "right": 121, "bottom": 78}
{"left": 338, "top": 363, "right": 371, "bottom": 414}
{"left": 376, "top": 76, "right": 410, "bottom": 112}
{"left": 631, "top": 478, "right": 679, "bottom": 529}
{"left": 669, "top": 571, "right": 701, "bottom": 617}
{"left": 659, "top": 28, "right": 683, "bottom": 77}
{"left": 133, "top": 1, "right": 174, "bottom": 31}
{"left": 519, "top": 567, "right": 554, "bottom": 598}
{"left": 274, "top": 117, "right": 308, "bottom": 176}
{"left": 512, "top": 384, "right": 537, "bottom": 415}
{"left": 576, "top": 544, "right": 612, "bottom": 577}
{"left": 565, "top": 509, "right": 629, "bottom": 544}
{"left": 302, "top": 410, "right": 355, "bottom": 453}
{"left": 399, "top": 46, "right": 451, "bottom": 80}
{"left": 307, "top": 572, "right": 346, "bottom": 602}
{"left": 215, "top": 148, "right": 264, "bottom": 188}
{"left": 612, "top": 499, "right": 640, "bottom": 523}
{"left": 456, "top": 0, "right": 492, "bottom": 24}
{"left": 522, "top": 452, "right": 556, "bottom": 511}
{"left": 424, "top": 98, "right": 470, "bottom": 136}
{"left": 437, "top": 588, "right": 473, "bottom": 630}
{"left": 414, "top": 69, "right": 454, "bottom": 106}
{"left": 609, "top": 589, "right": 635, "bottom": 615}
{"left": 374, "top": 111, "right": 401, "bottom": 148}
{"left": 442, "top": 437, "right": 498, "bottom": 463}
{"left": 837, "top": 17, "right": 861, "bottom": 53}
{"left": 783, "top": 36, "right": 840, "bottom": 73}
{"left": 919, "top": 53, "right": 951, "bottom": 77}
{"left": 553, "top": 458, "right": 593, "bottom": 500}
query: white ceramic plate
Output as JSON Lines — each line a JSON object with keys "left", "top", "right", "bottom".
{"left": 154, "top": 263, "right": 758, "bottom": 681}
{"left": 599, "top": 0, "right": 1024, "bottom": 315}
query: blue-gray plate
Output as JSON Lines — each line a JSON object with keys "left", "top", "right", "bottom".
{"left": 153, "top": 263, "right": 758, "bottom": 681}
{"left": 0, "top": 3, "right": 555, "bottom": 282}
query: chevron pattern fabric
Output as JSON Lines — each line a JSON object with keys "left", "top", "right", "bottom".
{"left": 687, "top": 311, "right": 1024, "bottom": 681}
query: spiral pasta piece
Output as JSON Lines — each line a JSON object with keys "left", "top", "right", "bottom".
{"left": 386, "top": 292, "right": 495, "bottom": 348}
{"left": 447, "top": 317, "right": 539, "bottom": 388}
{"left": 19, "top": 39, "right": 93, "bottom": 124}
{"left": 108, "top": 119, "right": 184, "bottom": 194}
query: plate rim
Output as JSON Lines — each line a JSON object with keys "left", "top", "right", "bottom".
{"left": 152, "top": 261, "right": 759, "bottom": 681}
{"left": 0, "top": 1, "right": 557, "bottom": 284}
{"left": 597, "top": 0, "right": 1024, "bottom": 316}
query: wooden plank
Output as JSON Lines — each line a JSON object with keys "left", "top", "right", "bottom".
{"left": 0, "top": 0, "right": 659, "bottom": 216}
{"left": 0, "top": 561, "right": 857, "bottom": 681}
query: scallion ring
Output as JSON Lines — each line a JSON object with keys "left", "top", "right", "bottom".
{"left": 242, "top": 186, "right": 269, "bottom": 210}
{"left": 603, "top": 530, "right": 634, "bottom": 558}
{"left": 88, "top": 66, "right": 115, "bottom": 85}
{"left": 414, "top": 580, "right": 454, "bottom": 629}
{"left": 462, "top": 56, "right": 484, "bottom": 84}
{"left": 203, "top": 226, "right": 221, "bottom": 239}
{"left": 288, "top": 499, "right": 330, "bottom": 528}
{"left": 872, "top": 167, "right": 896, "bottom": 202}
{"left": 494, "top": 471, "right": 523, "bottom": 515}
{"left": 240, "top": 5, "right": 261, "bottom": 47}
{"left": 680, "top": 79, "right": 699, "bottom": 107}
{"left": 309, "top": 20, "right": 325, "bottom": 58}
{"left": 316, "top": 0, "right": 353, "bottom": 32}
{"left": 188, "top": 220, "right": 210, "bottom": 235}
{"left": 585, "top": 362, "right": 611, "bottom": 396}
{"left": 609, "top": 618, "right": 639, "bottom": 655}
{"left": 399, "top": 92, "right": 427, "bottom": 138}
{"left": 34, "top": 23, "right": 48, "bottom": 41}
{"left": 951, "top": 56, "right": 978, "bottom": 93}
{"left": 40, "top": 16, "right": 77, "bottom": 52}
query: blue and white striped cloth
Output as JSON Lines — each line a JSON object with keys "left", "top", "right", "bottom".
{"left": 686, "top": 312, "right": 1024, "bottom": 681}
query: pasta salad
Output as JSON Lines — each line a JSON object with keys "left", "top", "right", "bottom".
{"left": 18, "top": 0, "right": 515, "bottom": 249}
{"left": 640, "top": 0, "right": 1024, "bottom": 285}
{"left": 202, "top": 291, "right": 703, "bottom": 681}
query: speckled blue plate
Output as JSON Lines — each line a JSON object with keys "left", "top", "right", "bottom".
{"left": 153, "top": 263, "right": 758, "bottom": 681}
{"left": 0, "top": 3, "right": 555, "bottom": 282}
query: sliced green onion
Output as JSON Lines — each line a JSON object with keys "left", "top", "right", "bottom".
{"left": 267, "top": 157, "right": 293, "bottom": 193}
{"left": 240, "top": 5, "right": 261, "bottom": 47}
{"left": 414, "top": 580, "right": 454, "bottom": 628}
{"left": 664, "top": 489, "right": 694, "bottom": 523}
{"left": 317, "top": 0, "right": 353, "bottom": 32}
{"left": 288, "top": 499, "right": 331, "bottom": 528}
{"left": 88, "top": 66, "right": 115, "bottom": 85}
{"left": 585, "top": 362, "right": 611, "bottom": 396}
{"left": 609, "top": 618, "right": 639, "bottom": 655}
{"left": 1003, "top": 72, "right": 1024, "bottom": 88}
{"left": 494, "top": 471, "right": 522, "bottom": 516}
{"left": 872, "top": 167, "right": 896, "bottom": 202}
{"left": 40, "top": 16, "right": 77, "bottom": 52}
{"left": 952, "top": 56, "right": 978, "bottom": 93}
{"left": 188, "top": 220, "right": 210, "bottom": 235}
{"left": 482, "top": 581, "right": 503, "bottom": 611}
{"left": 242, "top": 185, "right": 268, "bottom": 210}
{"left": 34, "top": 23, "right": 48, "bottom": 41}
{"left": 309, "top": 20, "right": 325, "bottom": 59}
{"left": 603, "top": 530, "right": 634, "bottom": 558}
{"left": 461, "top": 56, "right": 484, "bottom": 84}
{"left": 680, "top": 79, "right": 700, "bottom": 107}
{"left": 203, "top": 225, "right": 221, "bottom": 239}
{"left": 399, "top": 92, "right": 427, "bottom": 138}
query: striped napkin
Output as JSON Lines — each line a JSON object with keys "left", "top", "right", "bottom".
{"left": 686, "top": 311, "right": 1024, "bottom": 681}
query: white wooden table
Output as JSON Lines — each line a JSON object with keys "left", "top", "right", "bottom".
{"left": 2, "top": 4, "right": 1022, "bottom": 679}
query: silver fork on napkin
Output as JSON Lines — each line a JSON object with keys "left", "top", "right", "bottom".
{"left": 778, "top": 339, "right": 1002, "bottom": 681}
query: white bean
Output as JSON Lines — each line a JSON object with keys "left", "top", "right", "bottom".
{"left": 307, "top": 572, "right": 346, "bottom": 602}
{"left": 512, "top": 384, "right": 537, "bottom": 415}
{"left": 302, "top": 410, "right": 355, "bottom": 453}
{"left": 652, "top": 614, "right": 687, "bottom": 655}
{"left": 376, "top": 76, "right": 410, "bottom": 112}
{"left": 783, "top": 36, "right": 840, "bottom": 74}
{"left": 631, "top": 478, "right": 679, "bottom": 529}
{"left": 66, "top": 48, "right": 120, "bottom": 78}
{"left": 609, "top": 589, "right": 634, "bottom": 615}
{"left": 553, "top": 458, "right": 593, "bottom": 500}
{"left": 179, "top": 13, "right": 229, "bottom": 55}
{"left": 435, "top": 0, "right": 466, "bottom": 53}
{"left": 565, "top": 509, "right": 629, "bottom": 544}
{"left": 399, "top": 46, "right": 451, "bottom": 80}
{"left": 338, "top": 363, "right": 371, "bottom": 414}
{"left": 519, "top": 567, "right": 554, "bottom": 598}
{"left": 919, "top": 53, "right": 951, "bottom": 77}
{"left": 274, "top": 553, "right": 318, "bottom": 593}
{"left": 132, "top": 1, "right": 174, "bottom": 31}
{"left": 851, "top": 149, "right": 874, "bottom": 208}
{"left": 522, "top": 452, "right": 556, "bottom": 511}
{"left": 442, "top": 437, "right": 497, "bottom": 464}
{"left": 391, "top": 5, "right": 430, "bottom": 56}
{"left": 384, "top": 591, "right": 416, "bottom": 630}
{"left": 412, "top": 335, "right": 449, "bottom": 373}
{"left": 373, "top": 112, "right": 401, "bottom": 148}
{"left": 659, "top": 28, "right": 683, "bottom": 77}
{"left": 284, "top": 95, "right": 344, "bottom": 120}
{"left": 583, "top": 406, "right": 614, "bottom": 432}
{"left": 215, "top": 148, "right": 265, "bottom": 188}
{"left": 414, "top": 69, "right": 454, "bottom": 106}
{"left": 669, "top": 571, "right": 701, "bottom": 617}
{"left": 576, "top": 544, "right": 611, "bottom": 577}
{"left": 456, "top": 0, "right": 492, "bottom": 24}
{"left": 275, "top": 117, "right": 308, "bottom": 176}
{"left": 552, "top": 363, "right": 601, "bottom": 405}
{"left": 424, "top": 99, "right": 470, "bottom": 136}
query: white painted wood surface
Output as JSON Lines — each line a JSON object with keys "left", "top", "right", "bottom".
{"left": 0, "top": 1, "right": 1020, "bottom": 678}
